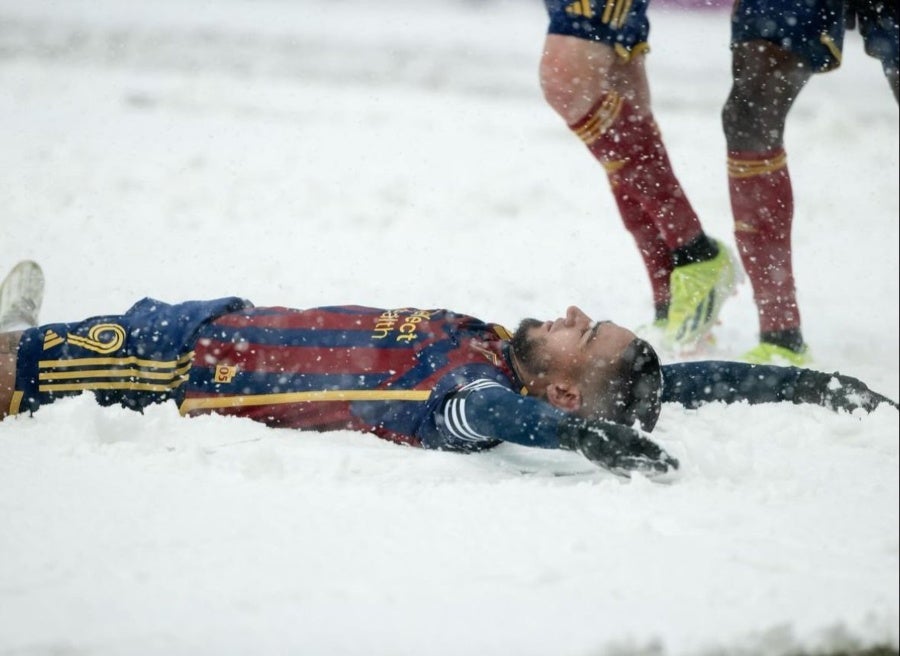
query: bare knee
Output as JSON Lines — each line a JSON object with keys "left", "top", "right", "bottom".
{"left": 722, "top": 86, "right": 769, "bottom": 150}
{"left": 540, "top": 35, "right": 620, "bottom": 123}
{"left": 722, "top": 41, "right": 811, "bottom": 151}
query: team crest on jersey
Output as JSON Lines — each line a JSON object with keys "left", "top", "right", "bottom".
{"left": 214, "top": 365, "right": 238, "bottom": 384}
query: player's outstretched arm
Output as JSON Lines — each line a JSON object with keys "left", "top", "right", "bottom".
{"left": 438, "top": 380, "right": 678, "bottom": 477}
{"left": 661, "top": 361, "right": 898, "bottom": 414}
{"left": 790, "top": 369, "right": 898, "bottom": 413}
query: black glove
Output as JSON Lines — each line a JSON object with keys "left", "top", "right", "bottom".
{"left": 557, "top": 416, "right": 679, "bottom": 478}
{"left": 793, "top": 370, "right": 899, "bottom": 414}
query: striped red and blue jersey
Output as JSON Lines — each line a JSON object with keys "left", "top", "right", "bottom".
{"left": 12, "top": 298, "right": 571, "bottom": 451}
{"left": 179, "top": 304, "right": 543, "bottom": 449}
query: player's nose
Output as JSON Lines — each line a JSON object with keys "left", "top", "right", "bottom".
{"left": 565, "top": 305, "right": 592, "bottom": 328}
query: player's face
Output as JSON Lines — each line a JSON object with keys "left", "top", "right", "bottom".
{"left": 513, "top": 306, "right": 636, "bottom": 379}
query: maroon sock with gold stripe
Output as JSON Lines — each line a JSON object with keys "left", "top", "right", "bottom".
{"left": 728, "top": 147, "right": 801, "bottom": 333}
{"left": 570, "top": 91, "right": 704, "bottom": 250}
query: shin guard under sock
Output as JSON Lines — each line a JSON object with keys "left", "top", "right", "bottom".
{"left": 728, "top": 148, "right": 801, "bottom": 334}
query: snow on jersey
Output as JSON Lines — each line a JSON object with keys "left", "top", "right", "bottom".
{"left": 180, "top": 305, "right": 523, "bottom": 448}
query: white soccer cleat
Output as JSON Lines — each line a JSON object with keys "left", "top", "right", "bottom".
{"left": 0, "top": 260, "right": 45, "bottom": 332}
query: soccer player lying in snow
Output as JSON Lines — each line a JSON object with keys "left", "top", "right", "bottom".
{"left": 0, "top": 262, "right": 896, "bottom": 478}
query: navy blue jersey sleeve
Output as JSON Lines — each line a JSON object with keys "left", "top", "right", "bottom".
{"left": 659, "top": 361, "right": 898, "bottom": 415}
{"left": 429, "top": 378, "right": 568, "bottom": 452}
{"left": 660, "top": 361, "right": 805, "bottom": 408}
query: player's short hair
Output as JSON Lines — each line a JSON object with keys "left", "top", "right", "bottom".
{"left": 596, "top": 338, "right": 663, "bottom": 432}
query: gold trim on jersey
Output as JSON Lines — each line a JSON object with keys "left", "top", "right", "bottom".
{"left": 39, "top": 353, "right": 194, "bottom": 369}
{"left": 8, "top": 391, "right": 24, "bottom": 416}
{"left": 727, "top": 151, "right": 788, "bottom": 178}
{"left": 37, "top": 352, "right": 195, "bottom": 394}
{"left": 39, "top": 362, "right": 192, "bottom": 382}
{"left": 42, "top": 329, "right": 65, "bottom": 350}
{"left": 612, "top": 0, "right": 633, "bottom": 28}
{"left": 65, "top": 323, "right": 126, "bottom": 355}
{"left": 820, "top": 33, "right": 842, "bottom": 69}
{"left": 179, "top": 389, "right": 433, "bottom": 416}
{"left": 565, "top": 0, "right": 594, "bottom": 18}
{"left": 615, "top": 41, "right": 649, "bottom": 62}
{"left": 601, "top": 0, "right": 616, "bottom": 23}
{"left": 41, "top": 380, "right": 189, "bottom": 393}
{"left": 573, "top": 91, "right": 623, "bottom": 145}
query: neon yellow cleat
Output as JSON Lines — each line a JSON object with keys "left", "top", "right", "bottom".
{"left": 664, "top": 242, "right": 737, "bottom": 349}
{"left": 742, "top": 342, "right": 812, "bottom": 366}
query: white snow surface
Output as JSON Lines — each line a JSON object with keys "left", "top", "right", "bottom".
{"left": 1, "top": 1, "right": 898, "bottom": 654}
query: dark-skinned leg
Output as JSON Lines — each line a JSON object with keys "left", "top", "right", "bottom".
{"left": 723, "top": 41, "right": 812, "bottom": 362}
{"left": 723, "top": 41, "right": 811, "bottom": 152}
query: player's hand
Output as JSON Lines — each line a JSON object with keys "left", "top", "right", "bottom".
{"left": 557, "top": 416, "right": 678, "bottom": 478}
{"left": 794, "top": 370, "right": 899, "bottom": 414}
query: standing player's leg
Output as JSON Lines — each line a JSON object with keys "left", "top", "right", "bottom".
{"left": 540, "top": 35, "right": 673, "bottom": 323}
{"left": 540, "top": 2, "right": 735, "bottom": 349}
{"left": 724, "top": 0, "right": 847, "bottom": 363}
{"left": 851, "top": 0, "right": 899, "bottom": 101}
{"left": 722, "top": 0, "right": 899, "bottom": 363}
{"left": 722, "top": 40, "right": 811, "bottom": 365}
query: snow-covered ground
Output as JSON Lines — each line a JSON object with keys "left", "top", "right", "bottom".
{"left": 1, "top": 1, "right": 897, "bottom": 654}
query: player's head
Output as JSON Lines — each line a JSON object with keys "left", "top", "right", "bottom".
{"left": 510, "top": 306, "right": 662, "bottom": 431}
{"left": 591, "top": 336, "right": 662, "bottom": 431}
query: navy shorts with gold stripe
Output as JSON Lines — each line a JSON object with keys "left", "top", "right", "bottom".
{"left": 732, "top": 0, "right": 899, "bottom": 73}
{"left": 11, "top": 296, "right": 250, "bottom": 416}
{"left": 545, "top": 0, "right": 650, "bottom": 60}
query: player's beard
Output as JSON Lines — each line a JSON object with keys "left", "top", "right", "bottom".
{"left": 510, "top": 318, "right": 549, "bottom": 376}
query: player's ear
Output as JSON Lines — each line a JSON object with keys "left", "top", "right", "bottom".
{"left": 545, "top": 381, "right": 583, "bottom": 412}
